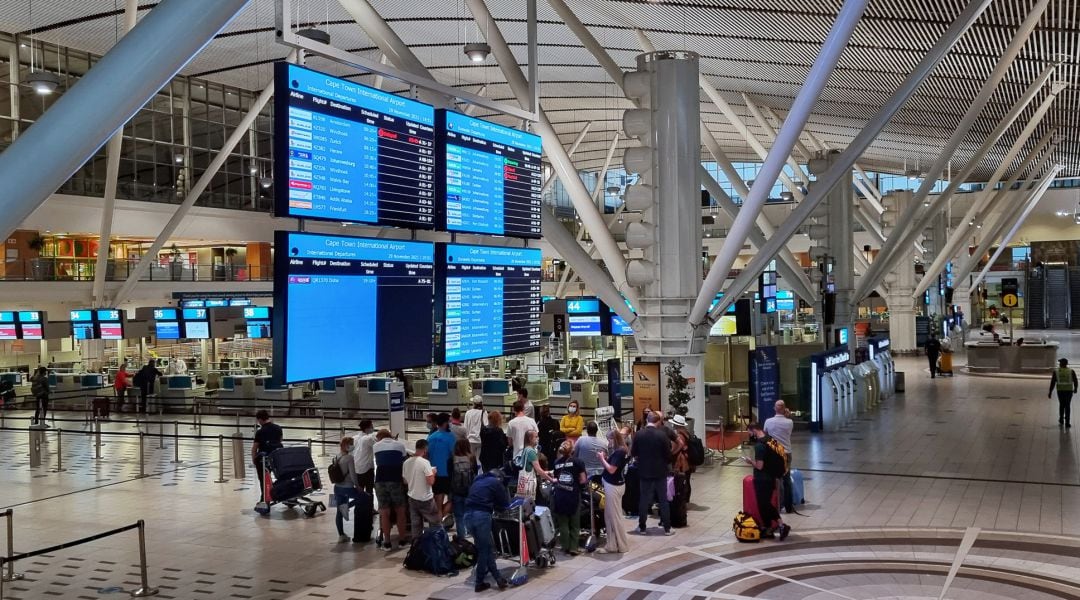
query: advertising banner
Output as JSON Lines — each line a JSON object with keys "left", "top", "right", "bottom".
{"left": 749, "top": 346, "right": 780, "bottom": 423}
{"left": 632, "top": 361, "right": 661, "bottom": 421}
{"left": 389, "top": 381, "right": 406, "bottom": 437}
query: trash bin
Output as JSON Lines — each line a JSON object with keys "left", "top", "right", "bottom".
{"left": 231, "top": 433, "right": 247, "bottom": 479}
{"left": 894, "top": 371, "right": 905, "bottom": 393}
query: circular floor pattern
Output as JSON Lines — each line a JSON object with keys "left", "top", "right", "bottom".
{"left": 562, "top": 527, "right": 1080, "bottom": 600}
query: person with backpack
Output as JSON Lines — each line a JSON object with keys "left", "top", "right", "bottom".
{"left": 764, "top": 401, "right": 795, "bottom": 512}
{"left": 133, "top": 359, "right": 161, "bottom": 414}
{"left": 331, "top": 437, "right": 363, "bottom": 543}
{"left": 551, "top": 441, "right": 587, "bottom": 555}
{"left": 669, "top": 415, "right": 694, "bottom": 527}
{"left": 742, "top": 423, "right": 790, "bottom": 541}
{"left": 463, "top": 469, "right": 511, "bottom": 592}
{"left": 450, "top": 438, "right": 476, "bottom": 539}
{"left": 478, "top": 410, "right": 508, "bottom": 473}
{"left": 30, "top": 366, "right": 49, "bottom": 426}
{"left": 1050, "top": 358, "right": 1079, "bottom": 428}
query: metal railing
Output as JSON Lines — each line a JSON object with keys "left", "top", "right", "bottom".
{"left": 0, "top": 515, "right": 158, "bottom": 598}
{"left": 2, "top": 258, "right": 272, "bottom": 282}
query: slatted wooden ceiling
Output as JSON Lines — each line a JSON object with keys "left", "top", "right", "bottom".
{"left": 0, "top": 0, "right": 1077, "bottom": 181}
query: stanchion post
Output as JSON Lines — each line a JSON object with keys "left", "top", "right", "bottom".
{"left": 51, "top": 428, "right": 65, "bottom": 473}
{"left": 95, "top": 419, "right": 102, "bottom": 460}
{"left": 214, "top": 435, "right": 229, "bottom": 483}
{"left": 2, "top": 510, "right": 23, "bottom": 583}
{"left": 307, "top": 438, "right": 312, "bottom": 452}
{"left": 319, "top": 412, "right": 328, "bottom": 457}
{"left": 171, "top": 421, "right": 181, "bottom": 464}
{"left": 138, "top": 432, "right": 146, "bottom": 478}
{"left": 338, "top": 407, "right": 344, "bottom": 439}
{"left": 130, "top": 520, "right": 159, "bottom": 597}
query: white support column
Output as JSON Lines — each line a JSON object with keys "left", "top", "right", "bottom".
{"left": 466, "top": 0, "right": 638, "bottom": 308}
{"left": 110, "top": 65, "right": 286, "bottom": 307}
{"left": 91, "top": 0, "right": 139, "bottom": 308}
{"left": 706, "top": 0, "right": 991, "bottom": 319}
{"left": 6, "top": 39, "right": 19, "bottom": 140}
{"left": 852, "top": 0, "right": 1053, "bottom": 302}
{"left": 913, "top": 83, "right": 1065, "bottom": 297}
{"left": 972, "top": 168, "right": 1062, "bottom": 289}
{"left": 884, "top": 191, "right": 918, "bottom": 352}
{"left": 0, "top": 0, "right": 251, "bottom": 244}
{"left": 691, "top": 0, "right": 868, "bottom": 326}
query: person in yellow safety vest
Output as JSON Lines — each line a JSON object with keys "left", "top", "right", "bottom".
{"left": 1048, "top": 358, "right": 1079, "bottom": 428}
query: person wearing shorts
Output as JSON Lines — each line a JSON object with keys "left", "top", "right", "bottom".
{"left": 404, "top": 439, "right": 441, "bottom": 539}
{"left": 372, "top": 429, "right": 409, "bottom": 550}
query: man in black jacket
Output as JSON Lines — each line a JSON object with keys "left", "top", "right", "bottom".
{"left": 133, "top": 359, "right": 162, "bottom": 414}
{"left": 925, "top": 333, "right": 942, "bottom": 379}
{"left": 630, "top": 412, "right": 674, "bottom": 536}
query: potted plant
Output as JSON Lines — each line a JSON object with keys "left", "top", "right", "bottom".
{"left": 224, "top": 247, "right": 238, "bottom": 281}
{"left": 169, "top": 244, "right": 183, "bottom": 281}
{"left": 665, "top": 359, "right": 691, "bottom": 428}
{"left": 27, "top": 234, "right": 50, "bottom": 280}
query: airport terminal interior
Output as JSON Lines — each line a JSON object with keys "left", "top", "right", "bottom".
{"left": 2, "top": 0, "right": 1080, "bottom": 598}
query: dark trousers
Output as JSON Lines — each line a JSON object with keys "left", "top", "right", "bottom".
{"left": 32, "top": 394, "right": 49, "bottom": 423}
{"left": 333, "top": 485, "right": 360, "bottom": 537}
{"left": 638, "top": 476, "right": 671, "bottom": 531}
{"left": 254, "top": 454, "right": 268, "bottom": 501}
{"left": 753, "top": 475, "right": 781, "bottom": 530}
{"left": 467, "top": 511, "right": 502, "bottom": 585}
{"left": 1058, "top": 391, "right": 1073, "bottom": 424}
{"left": 927, "top": 352, "right": 939, "bottom": 377}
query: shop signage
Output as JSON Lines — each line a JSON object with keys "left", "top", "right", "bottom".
{"left": 749, "top": 346, "right": 780, "bottom": 422}
{"left": 632, "top": 361, "right": 661, "bottom": 419}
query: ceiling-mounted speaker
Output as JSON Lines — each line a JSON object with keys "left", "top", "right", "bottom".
{"left": 623, "top": 183, "right": 654, "bottom": 211}
{"left": 623, "top": 70, "right": 650, "bottom": 102}
{"left": 623, "top": 109, "right": 651, "bottom": 139}
{"left": 626, "top": 259, "right": 657, "bottom": 287}
{"left": 624, "top": 221, "right": 656, "bottom": 249}
{"left": 623, "top": 146, "right": 653, "bottom": 175}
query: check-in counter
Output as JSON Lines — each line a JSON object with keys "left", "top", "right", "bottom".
{"left": 358, "top": 377, "right": 390, "bottom": 412}
{"left": 425, "top": 377, "right": 471, "bottom": 415}
{"left": 471, "top": 378, "right": 516, "bottom": 410}
{"left": 158, "top": 375, "right": 206, "bottom": 411}
{"left": 49, "top": 373, "right": 105, "bottom": 407}
{"left": 705, "top": 382, "right": 734, "bottom": 425}
{"left": 966, "top": 342, "right": 1058, "bottom": 373}
{"left": 216, "top": 375, "right": 259, "bottom": 406}
{"left": 318, "top": 377, "right": 360, "bottom": 411}
{"left": 255, "top": 376, "right": 302, "bottom": 403}
{"left": 547, "top": 379, "right": 596, "bottom": 417}
{"left": 597, "top": 381, "right": 633, "bottom": 410}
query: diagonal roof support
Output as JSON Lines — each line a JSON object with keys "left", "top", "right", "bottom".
{"left": 804, "top": 129, "right": 886, "bottom": 215}
{"left": 540, "top": 122, "right": 593, "bottom": 195}
{"left": 691, "top": 0, "right": 869, "bottom": 326}
{"left": 851, "top": 0, "right": 1054, "bottom": 303}
{"left": 913, "top": 82, "right": 1066, "bottom": 297}
{"left": 466, "top": 0, "right": 639, "bottom": 308}
{"left": 742, "top": 93, "right": 813, "bottom": 186}
{"left": 0, "top": 0, "right": 251, "bottom": 244}
{"left": 707, "top": 0, "right": 992, "bottom": 320}
{"left": 970, "top": 167, "right": 1062, "bottom": 290}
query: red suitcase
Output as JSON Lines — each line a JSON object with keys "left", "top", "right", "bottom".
{"left": 742, "top": 475, "right": 778, "bottom": 526}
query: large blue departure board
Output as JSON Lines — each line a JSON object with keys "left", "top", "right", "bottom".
{"left": 435, "top": 244, "right": 542, "bottom": 363}
{"left": 436, "top": 112, "right": 542, "bottom": 238}
{"left": 274, "top": 63, "right": 436, "bottom": 228}
{"left": 273, "top": 231, "right": 434, "bottom": 383}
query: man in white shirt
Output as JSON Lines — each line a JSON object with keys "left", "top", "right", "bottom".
{"left": 464, "top": 395, "right": 488, "bottom": 458}
{"left": 351, "top": 419, "right": 377, "bottom": 495}
{"left": 507, "top": 399, "right": 538, "bottom": 461}
{"left": 518, "top": 388, "right": 534, "bottom": 420}
{"left": 763, "top": 400, "right": 795, "bottom": 513}
{"left": 402, "top": 439, "right": 440, "bottom": 539}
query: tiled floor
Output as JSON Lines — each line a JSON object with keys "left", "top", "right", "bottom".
{"left": 4, "top": 330, "right": 1080, "bottom": 599}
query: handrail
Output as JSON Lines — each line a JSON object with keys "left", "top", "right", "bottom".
{"left": 0, "top": 519, "right": 157, "bottom": 598}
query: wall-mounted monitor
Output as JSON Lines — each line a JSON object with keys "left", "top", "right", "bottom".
{"left": 274, "top": 231, "right": 435, "bottom": 383}
{"left": 153, "top": 308, "right": 177, "bottom": 321}
{"left": 181, "top": 299, "right": 205, "bottom": 308}
{"left": 243, "top": 306, "right": 271, "bottom": 320}
{"left": 228, "top": 298, "right": 252, "bottom": 307}
{"left": 274, "top": 63, "right": 436, "bottom": 228}
{"left": 73, "top": 322, "right": 96, "bottom": 340}
{"left": 96, "top": 309, "right": 121, "bottom": 322}
{"left": 18, "top": 311, "right": 41, "bottom": 323}
{"left": 182, "top": 308, "right": 207, "bottom": 321}
{"left": 776, "top": 289, "right": 795, "bottom": 311}
{"left": 610, "top": 315, "right": 634, "bottom": 336}
{"left": 564, "top": 296, "right": 611, "bottom": 337}
{"left": 18, "top": 323, "right": 42, "bottom": 340}
{"left": 246, "top": 321, "right": 272, "bottom": 339}
{"left": 204, "top": 299, "right": 229, "bottom": 308}
{"left": 434, "top": 243, "right": 542, "bottom": 363}
{"left": 99, "top": 322, "right": 124, "bottom": 340}
{"left": 0, "top": 312, "right": 14, "bottom": 340}
{"left": 155, "top": 321, "right": 181, "bottom": 340}
{"left": 184, "top": 321, "right": 210, "bottom": 339}
{"left": 70, "top": 310, "right": 94, "bottom": 322}
{"left": 436, "top": 111, "right": 542, "bottom": 238}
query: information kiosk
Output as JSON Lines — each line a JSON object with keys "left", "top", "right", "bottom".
{"left": 809, "top": 346, "right": 851, "bottom": 432}
{"left": 866, "top": 336, "right": 894, "bottom": 399}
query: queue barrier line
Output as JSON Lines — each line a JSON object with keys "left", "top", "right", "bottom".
{"left": 0, "top": 518, "right": 158, "bottom": 598}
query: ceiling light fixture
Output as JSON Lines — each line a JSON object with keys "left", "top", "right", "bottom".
{"left": 27, "top": 70, "right": 59, "bottom": 95}
{"left": 174, "top": 153, "right": 184, "bottom": 164}
{"left": 259, "top": 177, "right": 273, "bottom": 189}
{"left": 463, "top": 42, "right": 491, "bottom": 63}
{"left": 296, "top": 28, "right": 331, "bottom": 45}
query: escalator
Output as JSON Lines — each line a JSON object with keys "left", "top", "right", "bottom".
{"left": 1045, "top": 264, "right": 1070, "bottom": 329}
{"left": 1026, "top": 271, "right": 1045, "bottom": 329}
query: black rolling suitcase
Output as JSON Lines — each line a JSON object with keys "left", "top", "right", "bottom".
{"left": 493, "top": 515, "right": 541, "bottom": 559}
{"left": 622, "top": 464, "right": 640, "bottom": 516}
{"left": 270, "top": 474, "right": 306, "bottom": 501}
{"left": 269, "top": 447, "right": 316, "bottom": 479}
{"left": 353, "top": 490, "right": 375, "bottom": 542}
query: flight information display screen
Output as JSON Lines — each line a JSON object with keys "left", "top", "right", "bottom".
{"left": 184, "top": 321, "right": 210, "bottom": 339}
{"left": 435, "top": 244, "right": 542, "bottom": 363}
{"left": 274, "top": 231, "right": 435, "bottom": 383}
{"left": 610, "top": 315, "right": 634, "bottom": 336}
{"left": 70, "top": 310, "right": 93, "bottom": 322}
{"left": 0, "top": 312, "right": 13, "bottom": 340}
{"left": 155, "top": 321, "right": 180, "bottom": 340}
{"left": 274, "top": 63, "right": 436, "bottom": 228}
{"left": 19, "top": 324, "right": 42, "bottom": 340}
{"left": 99, "top": 323, "right": 124, "bottom": 340}
{"left": 73, "top": 323, "right": 96, "bottom": 340}
{"left": 437, "top": 111, "right": 542, "bottom": 238}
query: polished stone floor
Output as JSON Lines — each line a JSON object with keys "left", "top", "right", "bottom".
{"left": 2, "top": 330, "right": 1080, "bottom": 599}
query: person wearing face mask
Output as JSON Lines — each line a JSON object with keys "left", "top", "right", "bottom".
{"left": 560, "top": 400, "right": 584, "bottom": 442}
{"left": 332, "top": 437, "right": 363, "bottom": 543}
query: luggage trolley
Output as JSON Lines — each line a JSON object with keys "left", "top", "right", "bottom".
{"left": 493, "top": 497, "right": 556, "bottom": 584}
{"left": 255, "top": 446, "right": 327, "bottom": 517}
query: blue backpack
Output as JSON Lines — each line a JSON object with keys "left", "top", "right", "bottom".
{"left": 404, "top": 527, "right": 458, "bottom": 576}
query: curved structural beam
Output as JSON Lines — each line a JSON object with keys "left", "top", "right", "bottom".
{"left": 851, "top": 0, "right": 1053, "bottom": 303}
{"left": 708, "top": 0, "right": 992, "bottom": 320}
{"left": 692, "top": 0, "right": 869, "bottom": 326}
{"left": 540, "top": 122, "right": 592, "bottom": 195}
{"left": 466, "top": 0, "right": 639, "bottom": 309}
{"left": 0, "top": 0, "right": 251, "bottom": 244}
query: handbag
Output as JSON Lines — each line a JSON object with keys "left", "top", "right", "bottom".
{"left": 516, "top": 469, "right": 537, "bottom": 498}
{"left": 666, "top": 475, "right": 675, "bottom": 501}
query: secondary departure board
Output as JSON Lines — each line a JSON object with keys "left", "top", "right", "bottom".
{"left": 274, "top": 63, "right": 436, "bottom": 228}
{"left": 436, "top": 111, "right": 542, "bottom": 238}
{"left": 273, "top": 231, "right": 435, "bottom": 384}
{"left": 435, "top": 243, "right": 542, "bottom": 363}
